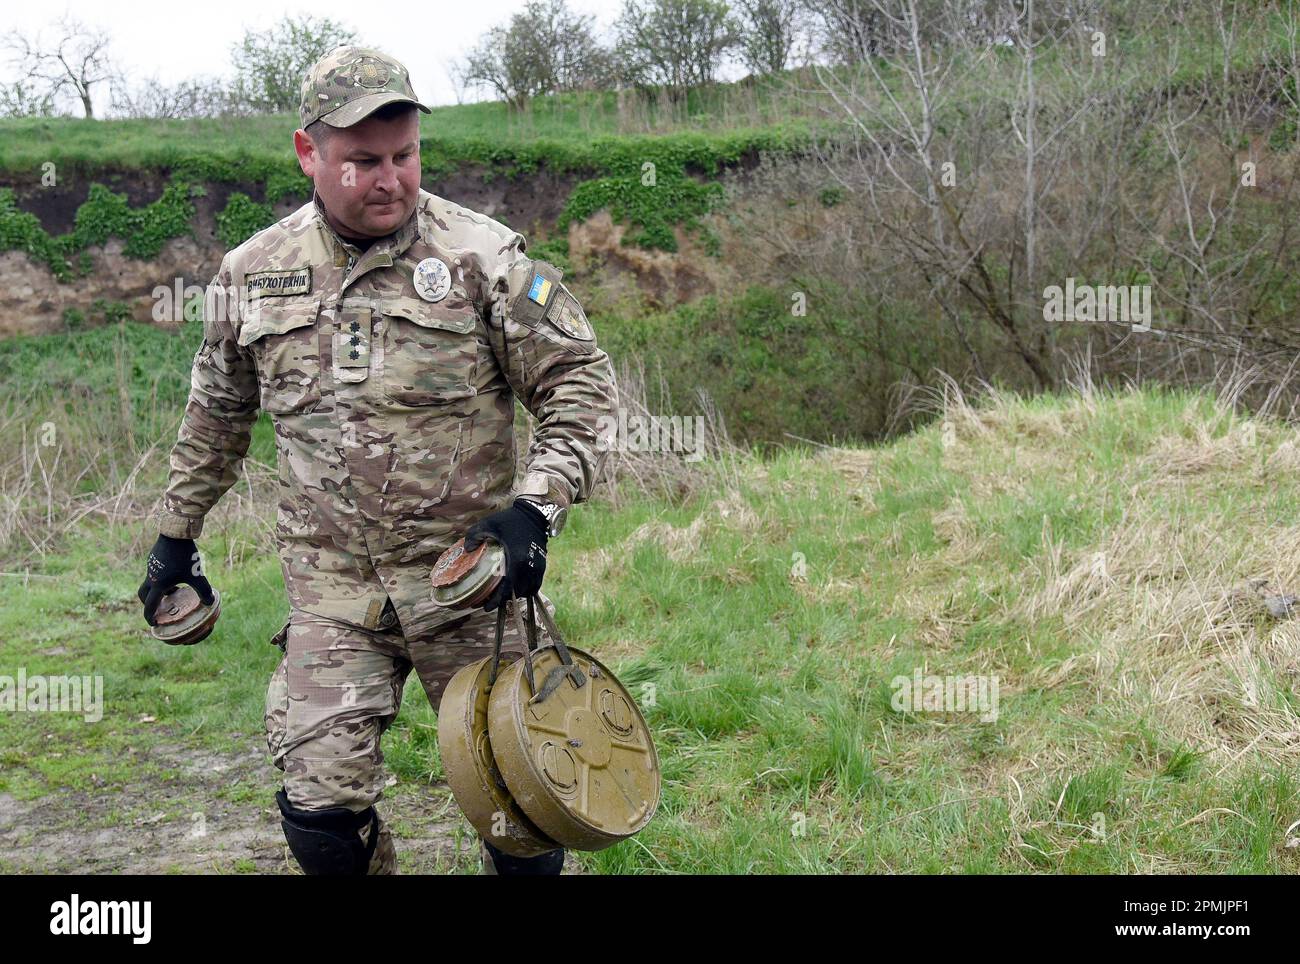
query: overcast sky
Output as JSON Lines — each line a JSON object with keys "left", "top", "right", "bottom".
{"left": 5, "top": 0, "right": 629, "bottom": 111}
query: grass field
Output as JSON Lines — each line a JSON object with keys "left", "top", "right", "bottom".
{"left": 3, "top": 357, "right": 1299, "bottom": 872}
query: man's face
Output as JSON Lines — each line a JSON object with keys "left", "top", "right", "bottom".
{"left": 294, "top": 109, "right": 421, "bottom": 238}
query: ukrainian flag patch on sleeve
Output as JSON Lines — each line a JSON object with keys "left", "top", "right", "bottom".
{"left": 528, "top": 273, "right": 552, "bottom": 306}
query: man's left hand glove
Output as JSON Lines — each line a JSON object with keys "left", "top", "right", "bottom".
{"left": 463, "top": 499, "right": 549, "bottom": 611}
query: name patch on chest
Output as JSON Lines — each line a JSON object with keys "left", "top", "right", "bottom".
{"left": 246, "top": 267, "right": 312, "bottom": 298}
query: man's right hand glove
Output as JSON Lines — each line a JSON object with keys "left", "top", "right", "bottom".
{"left": 137, "top": 534, "right": 214, "bottom": 626}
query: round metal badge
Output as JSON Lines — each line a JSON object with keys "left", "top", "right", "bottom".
{"left": 488, "top": 645, "right": 661, "bottom": 851}
{"left": 438, "top": 654, "right": 562, "bottom": 858}
{"left": 414, "top": 257, "right": 451, "bottom": 303}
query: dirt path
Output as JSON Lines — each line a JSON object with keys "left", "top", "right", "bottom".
{"left": 0, "top": 738, "right": 500, "bottom": 874}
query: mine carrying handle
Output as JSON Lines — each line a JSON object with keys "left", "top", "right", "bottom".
{"left": 488, "top": 594, "right": 587, "bottom": 704}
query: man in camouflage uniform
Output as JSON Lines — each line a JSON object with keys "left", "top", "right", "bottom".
{"left": 136, "top": 47, "right": 616, "bottom": 875}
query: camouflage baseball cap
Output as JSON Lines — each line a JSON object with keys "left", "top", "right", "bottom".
{"left": 299, "top": 46, "right": 431, "bottom": 129}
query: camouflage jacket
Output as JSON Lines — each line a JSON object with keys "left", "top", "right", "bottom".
{"left": 158, "top": 189, "right": 616, "bottom": 636}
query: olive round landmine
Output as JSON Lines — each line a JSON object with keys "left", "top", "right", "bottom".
{"left": 487, "top": 645, "right": 660, "bottom": 851}
{"left": 437, "top": 653, "right": 561, "bottom": 857}
{"left": 149, "top": 585, "right": 221, "bottom": 646}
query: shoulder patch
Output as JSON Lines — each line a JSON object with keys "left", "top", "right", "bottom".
{"left": 551, "top": 292, "right": 593, "bottom": 341}
{"left": 505, "top": 259, "right": 594, "bottom": 354}
{"left": 246, "top": 266, "right": 312, "bottom": 298}
{"left": 510, "top": 260, "right": 565, "bottom": 326}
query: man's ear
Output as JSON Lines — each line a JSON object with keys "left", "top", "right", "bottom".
{"left": 293, "top": 129, "right": 320, "bottom": 178}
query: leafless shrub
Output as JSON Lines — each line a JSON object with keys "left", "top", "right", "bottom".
{"left": 716, "top": 0, "right": 1300, "bottom": 431}
{"left": 0, "top": 353, "right": 277, "bottom": 566}
{"left": 593, "top": 357, "right": 743, "bottom": 507}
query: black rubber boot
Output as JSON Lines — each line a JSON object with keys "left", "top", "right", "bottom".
{"left": 276, "top": 788, "right": 380, "bottom": 875}
{"left": 481, "top": 837, "right": 565, "bottom": 875}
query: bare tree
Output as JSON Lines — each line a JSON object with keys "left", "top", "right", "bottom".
{"left": 807, "top": 0, "right": 1044, "bottom": 382}
{"left": 616, "top": 0, "right": 739, "bottom": 94}
{"left": 1117, "top": 1, "right": 1284, "bottom": 368}
{"left": 800, "top": 0, "right": 1109, "bottom": 390}
{"left": 462, "top": 0, "right": 612, "bottom": 110}
{"left": 723, "top": 0, "right": 1300, "bottom": 409}
{"left": 4, "top": 16, "right": 115, "bottom": 118}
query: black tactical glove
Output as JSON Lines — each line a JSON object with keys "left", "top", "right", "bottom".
{"left": 463, "top": 499, "right": 549, "bottom": 612}
{"left": 137, "top": 534, "right": 215, "bottom": 626}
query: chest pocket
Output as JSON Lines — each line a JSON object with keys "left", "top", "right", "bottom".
{"left": 238, "top": 296, "right": 323, "bottom": 415}
{"left": 380, "top": 295, "right": 479, "bottom": 407}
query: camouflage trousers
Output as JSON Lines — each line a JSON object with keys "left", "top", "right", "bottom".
{"left": 264, "top": 599, "right": 540, "bottom": 875}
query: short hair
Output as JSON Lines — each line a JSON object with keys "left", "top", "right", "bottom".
{"left": 304, "top": 101, "right": 418, "bottom": 159}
